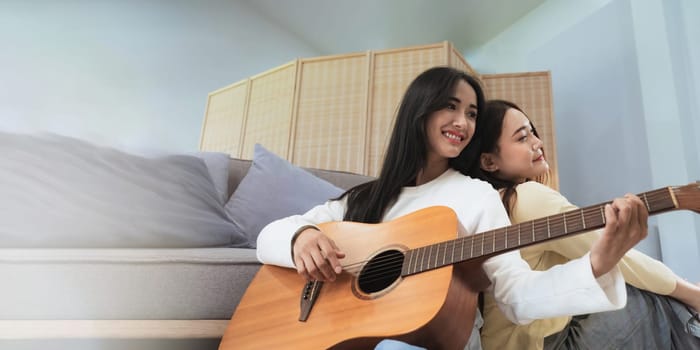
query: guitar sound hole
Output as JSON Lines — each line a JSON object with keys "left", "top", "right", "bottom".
{"left": 357, "top": 249, "right": 404, "bottom": 294}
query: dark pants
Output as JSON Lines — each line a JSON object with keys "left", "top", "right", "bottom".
{"left": 544, "top": 284, "right": 700, "bottom": 350}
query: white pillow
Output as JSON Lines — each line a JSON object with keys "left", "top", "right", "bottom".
{"left": 0, "top": 132, "right": 247, "bottom": 248}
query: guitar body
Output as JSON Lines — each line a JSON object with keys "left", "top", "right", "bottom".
{"left": 219, "top": 207, "right": 487, "bottom": 350}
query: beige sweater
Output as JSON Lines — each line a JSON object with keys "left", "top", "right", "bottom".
{"left": 480, "top": 181, "right": 676, "bottom": 350}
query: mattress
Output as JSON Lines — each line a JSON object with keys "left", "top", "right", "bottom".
{"left": 0, "top": 247, "right": 260, "bottom": 320}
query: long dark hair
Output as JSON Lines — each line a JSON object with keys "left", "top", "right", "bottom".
{"left": 468, "top": 99, "right": 548, "bottom": 216}
{"left": 342, "top": 66, "right": 485, "bottom": 223}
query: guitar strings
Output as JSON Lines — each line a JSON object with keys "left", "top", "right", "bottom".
{"left": 346, "top": 217, "right": 616, "bottom": 282}
{"left": 335, "top": 191, "right": 674, "bottom": 282}
{"left": 344, "top": 202, "right": 617, "bottom": 278}
{"left": 342, "top": 236, "right": 484, "bottom": 283}
{"left": 340, "top": 238, "right": 475, "bottom": 279}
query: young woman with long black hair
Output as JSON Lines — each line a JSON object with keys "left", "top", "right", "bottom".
{"left": 256, "top": 68, "right": 649, "bottom": 349}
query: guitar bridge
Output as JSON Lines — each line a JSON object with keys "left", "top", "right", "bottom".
{"left": 299, "top": 280, "right": 323, "bottom": 322}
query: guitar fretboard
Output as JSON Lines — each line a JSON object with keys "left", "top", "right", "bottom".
{"left": 401, "top": 187, "right": 677, "bottom": 276}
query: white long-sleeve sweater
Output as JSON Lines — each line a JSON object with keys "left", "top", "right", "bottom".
{"left": 256, "top": 169, "right": 626, "bottom": 324}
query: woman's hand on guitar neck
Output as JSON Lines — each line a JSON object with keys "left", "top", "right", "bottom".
{"left": 589, "top": 194, "right": 649, "bottom": 278}
{"left": 293, "top": 228, "right": 346, "bottom": 282}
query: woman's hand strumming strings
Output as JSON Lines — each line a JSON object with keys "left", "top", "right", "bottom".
{"left": 292, "top": 228, "right": 346, "bottom": 281}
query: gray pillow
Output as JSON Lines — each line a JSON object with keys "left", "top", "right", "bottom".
{"left": 225, "top": 144, "right": 343, "bottom": 248}
{"left": 0, "top": 132, "right": 247, "bottom": 248}
{"left": 195, "top": 151, "right": 231, "bottom": 204}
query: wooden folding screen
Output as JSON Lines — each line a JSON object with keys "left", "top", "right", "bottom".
{"left": 200, "top": 41, "right": 558, "bottom": 189}
{"left": 199, "top": 80, "right": 249, "bottom": 157}
{"left": 241, "top": 62, "right": 298, "bottom": 160}
{"left": 291, "top": 53, "right": 369, "bottom": 173}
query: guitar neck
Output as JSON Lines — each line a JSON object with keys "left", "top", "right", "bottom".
{"left": 401, "top": 185, "right": 683, "bottom": 276}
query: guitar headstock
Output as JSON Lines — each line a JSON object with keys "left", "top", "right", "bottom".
{"left": 673, "top": 181, "right": 700, "bottom": 213}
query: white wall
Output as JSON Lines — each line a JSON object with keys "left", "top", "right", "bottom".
{"left": 684, "top": 0, "right": 700, "bottom": 267}
{"left": 466, "top": 0, "right": 700, "bottom": 279}
{"left": 0, "top": 0, "right": 320, "bottom": 153}
{"left": 629, "top": 0, "right": 700, "bottom": 281}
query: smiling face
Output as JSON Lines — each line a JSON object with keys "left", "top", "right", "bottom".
{"left": 480, "top": 107, "right": 549, "bottom": 183}
{"left": 424, "top": 79, "right": 478, "bottom": 171}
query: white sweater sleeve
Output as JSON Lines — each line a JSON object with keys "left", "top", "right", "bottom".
{"left": 476, "top": 189, "right": 627, "bottom": 324}
{"left": 256, "top": 198, "right": 347, "bottom": 268}
{"left": 483, "top": 252, "right": 626, "bottom": 324}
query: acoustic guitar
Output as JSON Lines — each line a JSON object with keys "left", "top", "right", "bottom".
{"left": 219, "top": 183, "right": 700, "bottom": 350}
